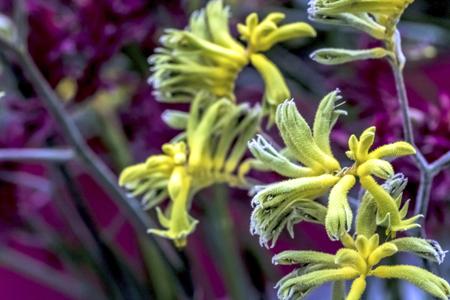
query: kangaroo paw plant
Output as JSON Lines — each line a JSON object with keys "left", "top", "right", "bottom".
{"left": 149, "top": 0, "right": 316, "bottom": 122}
{"left": 120, "top": 0, "right": 316, "bottom": 247}
{"left": 308, "top": 0, "right": 413, "bottom": 68}
{"left": 249, "top": 92, "right": 449, "bottom": 299}
{"left": 116, "top": 0, "right": 449, "bottom": 298}
{"left": 120, "top": 92, "right": 260, "bottom": 247}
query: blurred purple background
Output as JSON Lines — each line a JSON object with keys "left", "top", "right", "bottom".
{"left": 0, "top": 0, "right": 448, "bottom": 299}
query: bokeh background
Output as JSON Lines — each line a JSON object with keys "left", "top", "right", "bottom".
{"left": 0, "top": 0, "right": 448, "bottom": 299}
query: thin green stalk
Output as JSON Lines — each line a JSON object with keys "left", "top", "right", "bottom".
{"left": 203, "top": 184, "right": 257, "bottom": 300}
{"left": 332, "top": 280, "right": 345, "bottom": 300}
{"left": 139, "top": 237, "right": 183, "bottom": 300}
{"left": 0, "top": 247, "right": 98, "bottom": 299}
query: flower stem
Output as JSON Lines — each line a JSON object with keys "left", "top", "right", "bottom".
{"left": 389, "top": 61, "right": 431, "bottom": 221}
{"left": 429, "top": 151, "right": 450, "bottom": 175}
{"left": 204, "top": 184, "right": 257, "bottom": 300}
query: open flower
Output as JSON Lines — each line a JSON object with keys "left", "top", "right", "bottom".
{"left": 120, "top": 92, "right": 260, "bottom": 246}
{"left": 273, "top": 233, "right": 449, "bottom": 300}
{"left": 149, "top": 0, "right": 247, "bottom": 103}
{"left": 149, "top": 0, "right": 316, "bottom": 121}
{"left": 248, "top": 90, "right": 417, "bottom": 246}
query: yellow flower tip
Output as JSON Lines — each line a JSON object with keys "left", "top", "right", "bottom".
{"left": 292, "top": 22, "right": 317, "bottom": 38}
{"left": 357, "top": 159, "right": 394, "bottom": 179}
{"left": 118, "top": 163, "right": 147, "bottom": 187}
{"left": 148, "top": 217, "right": 199, "bottom": 248}
{"left": 162, "top": 142, "right": 188, "bottom": 165}
{"left": 368, "top": 141, "right": 416, "bottom": 160}
{"left": 174, "top": 237, "right": 188, "bottom": 248}
{"left": 239, "top": 10, "right": 316, "bottom": 53}
{"left": 367, "top": 243, "right": 398, "bottom": 266}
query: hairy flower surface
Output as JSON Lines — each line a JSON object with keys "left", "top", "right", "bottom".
{"left": 273, "top": 232, "right": 449, "bottom": 300}
{"left": 120, "top": 92, "right": 260, "bottom": 246}
{"left": 249, "top": 90, "right": 417, "bottom": 246}
{"left": 249, "top": 92, "right": 449, "bottom": 300}
{"left": 149, "top": 0, "right": 316, "bottom": 120}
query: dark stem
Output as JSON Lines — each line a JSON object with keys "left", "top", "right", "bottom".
{"left": 0, "top": 148, "right": 74, "bottom": 162}
{"left": 203, "top": 184, "right": 258, "bottom": 300}
{"left": 0, "top": 36, "right": 183, "bottom": 270}
{"left": 414, "top": 172, "right": 433, "bottom": 218}
{"left": 56, "top": 163, "right": 144, "bottom": 300}
{"left": 0, "top": 247, "right": 96, "bottom": 299}
{"left": 429, "top": 151, "right": 450, "bottom": 175}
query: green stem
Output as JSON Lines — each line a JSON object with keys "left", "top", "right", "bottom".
{"left": 204, "top": 184, "right": 257, "bottom": 300}
{"left": 0, "top": 247, "right": 99, "bottom": 299}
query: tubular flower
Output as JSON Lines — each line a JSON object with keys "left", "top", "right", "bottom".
{"left": 347, "top": 128, "right": 418, "bottom": 237}
{"left": 238, "top": 12, "right": 316, "bottom": 120}
{"left": 272, "top": 233, "right": 450, "bottom": 300}
{"left": 120, "top": 92, "right": 261, "bottom": 247}
{"left": 248, "top": 89, "right": 418, "bottom": 246}
{"left": 357, "top": 173, "right": 422, "bottom": 238}
{"left": 149, "top": 0, "right": 316, "bottom": 120}
{"left": 308, "top": 0, "right": 414, "bottom": 67}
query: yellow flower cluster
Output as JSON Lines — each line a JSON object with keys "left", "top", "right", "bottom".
{"left": 274, "top": 232, "right": 449, "bottom": 300}
{"left": 120, "top": 92, "right": 260, "bottom": 247}
{"left": 250, "top": 90, "right": 417, "bottom": 245}
{"left": 149, "top": 0, "right": 315, "bottom": 121}
{"left": 249, "top": 92, "right": 449, "bottom": 299}
{"left": 118, "top": 2, "right": 449, "bottom": 299}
